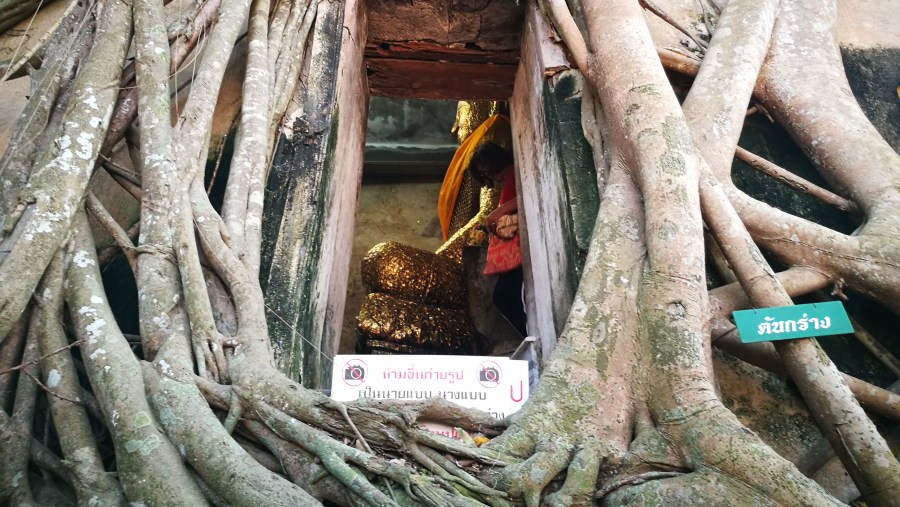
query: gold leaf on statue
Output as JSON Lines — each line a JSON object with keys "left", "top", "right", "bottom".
{"left": 356, "top": 293, "right": 479, "bottom": 354}
{"left": 437, "top": 185, "right": 500, "bottom": 263}
{"left": 361, "top": 241, "right": 466, "bottom": 309}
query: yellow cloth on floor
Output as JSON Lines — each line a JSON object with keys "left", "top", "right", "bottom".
{"left": 437, "top": 114, "right": 510, "bottom": 241}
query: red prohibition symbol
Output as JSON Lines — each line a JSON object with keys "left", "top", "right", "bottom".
{"left": 478, "top": 360, "right": 502, "bottom": 388}
{"left": 342, "top": 359, "right": 368, "bottom": 387}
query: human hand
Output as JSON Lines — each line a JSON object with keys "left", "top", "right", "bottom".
{"left": 495, "top": 214, "right": 518, "bottom": 239}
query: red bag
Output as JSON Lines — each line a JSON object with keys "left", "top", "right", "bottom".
{"left": 484, "top": 169, "right": 521, "bottom": 276}
{"left": 483, "top": 232, "right": 521, "bottom": 276}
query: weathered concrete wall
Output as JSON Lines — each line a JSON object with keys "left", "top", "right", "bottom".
{"left": 837, "top": 0, "right": 900, "bottom": 144}
{"left": 260, "top": 0, "right": 359, "bottom": 387}
{"left": 841, "top": 46, "right": 899, "bottom": 149}
{"left": 510, "top": 4, "right": 578, "bottom": 361}
{"left": 364, "top": 97, "right": 458, "bottom": 175}
{"left": 309, "top": 0, "right": 370, "bottom": 388}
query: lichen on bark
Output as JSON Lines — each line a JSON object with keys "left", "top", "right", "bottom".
{"left": 0, "top": 0, "right": 898, "bottom": 505}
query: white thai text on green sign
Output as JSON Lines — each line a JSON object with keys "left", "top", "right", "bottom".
{"left": 732, "top": 301, "right": 853, "bottom": 343}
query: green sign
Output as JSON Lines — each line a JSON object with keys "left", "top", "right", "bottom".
{"left": 732, "top": 301, "right": 853, "bottom": 343}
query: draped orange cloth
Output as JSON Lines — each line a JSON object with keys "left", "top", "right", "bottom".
{"left": 437, "top": 114, "right": 510, "bottom": 241}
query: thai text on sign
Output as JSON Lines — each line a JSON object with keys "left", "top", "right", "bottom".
{"left": 732, "top": 301, "right": 853, "bottom": 343}
{"left": 330, "top": 355, "right": 530, "bottom": 422}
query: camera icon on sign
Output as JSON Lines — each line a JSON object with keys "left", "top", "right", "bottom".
{"left": 479, "top": 367, "right": 499, "bottom": 383}
{"left": 345, "top": 364, "right": 365, "bottom": 381}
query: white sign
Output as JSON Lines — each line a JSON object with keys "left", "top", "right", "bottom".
{"left": 330, "top": 355, "right": 531, "bottom": 425}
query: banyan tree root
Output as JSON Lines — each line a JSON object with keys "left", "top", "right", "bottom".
{"left": 0, "top": 0, "right": 898, "bottom": 505}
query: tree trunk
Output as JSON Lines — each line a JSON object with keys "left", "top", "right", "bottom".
{"left": 0, "top": 0, "right": 897, "bottom": 505}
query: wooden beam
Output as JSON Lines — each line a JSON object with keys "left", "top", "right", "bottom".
{"left": 366, "top": 58, "right": 516, "bottom": 99}
{"left": 365, "top": 41, "right": 518, "bottom": 65}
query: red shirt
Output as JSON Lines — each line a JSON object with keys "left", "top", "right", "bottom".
{"left": 484, "top": 168, "right": 521, "bottom": 275}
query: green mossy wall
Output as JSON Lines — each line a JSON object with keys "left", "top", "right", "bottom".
{"left": 542, "top": 72, "right": 600, "bottom": 283}
{"left": 260, "top": 2, "right": 345, "bottom": 387}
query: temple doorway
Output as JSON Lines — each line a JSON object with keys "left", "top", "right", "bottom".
{"left": 339, "top": 97, "right": 459, "bottom": 354}
{"left": 343, "top": 95, "right": 532, "bottom": 359}
{"left": 337, "top": 0, "right": 530, "bottom": 360}
{"left": 271, "top": 0, "right": 588, "bottom": 387}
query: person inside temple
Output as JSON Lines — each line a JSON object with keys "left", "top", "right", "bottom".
{"left": 467, "top": 142, "right": 527, "bottom": 337}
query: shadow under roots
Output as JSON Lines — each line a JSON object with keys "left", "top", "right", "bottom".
{"left": 99, "top": 255, "right": 140, "bottom": 340}
{"left": 732, "top": 118, "right": 858, "bottom": 235}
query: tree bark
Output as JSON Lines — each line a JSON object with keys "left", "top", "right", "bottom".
{"left": 0, "top": 0, "right": 897, "bottom": 505}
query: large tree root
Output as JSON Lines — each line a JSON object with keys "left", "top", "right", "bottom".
{"left": 1, "top": 0, "right": 898, "bottom": 504}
